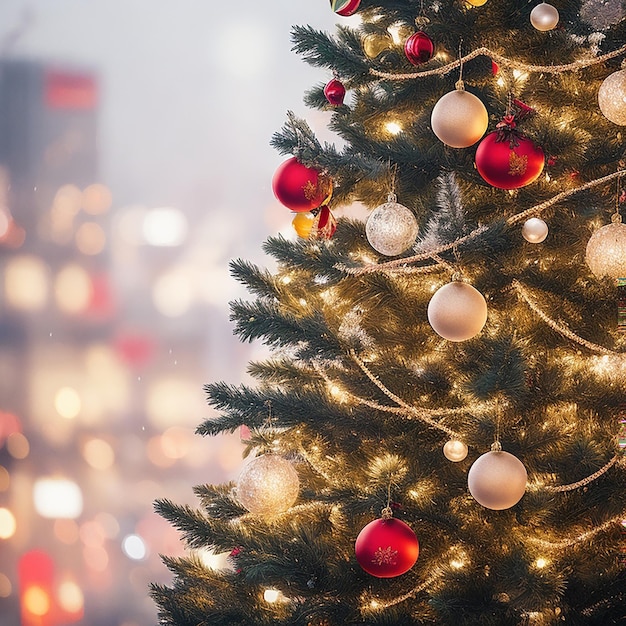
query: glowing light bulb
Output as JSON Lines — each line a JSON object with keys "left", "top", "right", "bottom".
{"left": 535, "top": 557, "right": 548, "bottom": 569}
{"left": 264, "top": 588, "right": 281, "bottom": 603}
{"left": 385, "top": 121, "right": 403, "bottom": 135}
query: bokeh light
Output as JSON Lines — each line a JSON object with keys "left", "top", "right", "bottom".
{"left": 23, "top": 585, "right": 51, "bottom": 617}
{"left": 55, "top": 264, "right": 93, "bottom": 314}
{"left": 57, "top": 579, "right": 84, "bottom": 615}
{"left": 142, "top": 207, "right": 187, "bottom": 246}
{"left": 122, "top": 534, "right": 147, "bottom": 561}
{"left": 0, "top": 466, "right": 9, "bottom": 492}
{"left": 82, "top": 437, "right": 115, "bottom": 469}
{"left": 6, "top": 432, "right": 29, "bottom": 459}
{"left": 0, "top": 572, "right": 11, "bottom": 598}
{"left": 145, "top": 376, "right": 202, "bottom": 428}
{"left": 75, "top": 221, "right": 107, "bottom": 255}
{"left": 4, "top": 255, "right": 50, "bottom": 311}
{"left": 151, "top": 268, "right": 194, "bottom": 317}
{"left": 54, "top": 519, "right": 80, "bottom": 545}
{"left": 82, "top": 183, "right": 113, "bottom": 215}
{"left": 54, "top": 386, "right": 82, "bottom": 419}
{"left": 34, "top": 477, "right": 83, "bottom": 519}
{"left": 0, "top": 507, "right": 16, "bottom": 539}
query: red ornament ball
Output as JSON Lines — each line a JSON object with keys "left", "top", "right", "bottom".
{"left": 355, "top": 517, "right": 419, "bottom": 578}
{"left": 272, "top": 157, "right": 333, "bottom": 213}
{"left": 324, "top": 78, "right": 346, "bottom": 106}
{"left": 475, "top": 132, "right": 545, "bottom": 189}
{"left": 330, "top": 0, "right": 361, "bottom": 16}
{"left": 404, "top": 31, "right": 434, "bottom": 66}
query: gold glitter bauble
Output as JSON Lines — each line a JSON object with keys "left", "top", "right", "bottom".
{"left": 598, "top": 69, "right": 626, "bottom": 125}
{"left": 236, "top": 455, "right": 299, "bottom": 518}
{"left": 467, "top": 0, "right": 488, "bottom": 5}
{"left": 585, "top": 219, "right": 626, "bottom": 279}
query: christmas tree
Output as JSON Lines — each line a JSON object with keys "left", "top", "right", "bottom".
{"left": 151, "top": 1, "right": 626, "bottom": 624}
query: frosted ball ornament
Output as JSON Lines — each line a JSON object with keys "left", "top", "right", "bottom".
{"left": 427, "top": 281, "right": 488, "bottom": 342}
{"left": 522, "top": 217, "right": 549, "bottom": 243}
{"left": 530, "top": 3, "right": 559, "bottom": 31}
{"left": 365, "top": 193, "right": 418, "bottom": 256}
{"left": 598, "top": 69, "right": 626, "bottom": 126}
{"left": 585, "top": 214, "right": 626, "bottom": 280}
{"left": 431, "top": 86, "right": 489, "bottom": 148}
{"left": 443, "top": 439, "right": 469, "bottom": 462}
{"left": 236, "top": 454, "right": 300, "bottom": 518}
{"left": 467, "top": 442, "right": 527, "bottom": 510}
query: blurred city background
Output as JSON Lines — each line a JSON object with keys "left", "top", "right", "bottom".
{"left": 0, "top": 1, "right": 346, "bottom": 625}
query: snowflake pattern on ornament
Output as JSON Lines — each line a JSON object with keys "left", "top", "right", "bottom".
{"left": 509, "top": 152, "right": 528, "bottom": 176}
{"left": 372, "top": 546, "right": 398, "bottom": 566}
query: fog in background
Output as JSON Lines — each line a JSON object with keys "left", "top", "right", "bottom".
{"left": 0, "top": 2, "right": 347, "bottom": 625}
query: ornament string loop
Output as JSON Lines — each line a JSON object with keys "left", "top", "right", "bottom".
{"left": 455, "top": 40, "right": 465, "bottom": 91}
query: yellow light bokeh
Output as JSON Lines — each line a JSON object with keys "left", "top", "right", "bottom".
{"left": 55, "top": 264, "right": 92, "bottom": 314}
{"left": 75, "top": 221, "right": 106, "bottom": 255}
{"left": 152, "top": 269, "right": 194, "bottom": 317}
{"left": 0, "top": 466, "right": 10, "bottom": 492}
{"left": 57, "top": 580, "right": 84, "bottom": 614}
{"left": 4, "top": 255, "right": 49, "bottom": 311}
{"left": 83, "top": 438, "right": 115, "bottom": 470}
{"left": 23, "top": 585, "right": 51, "bottom": 616}
{"left": 161, "top": 427, "right": 191, "bottom": 460}
{"left": 54, "top": 518, "right": 80, "bottom": 545}
{"left": 54, "top": 386, "right": 82, "bottom": 420}
{"left": 0, "top": 508, "right": 16, "bottom": 539}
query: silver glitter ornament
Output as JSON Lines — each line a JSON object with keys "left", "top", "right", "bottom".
{"left": 236, "top": 454, "right": 300, "bottom": 518}
{"left": 365, "top": 193, "right": 418, "bottom": 256}
{"left": 585, "top": 214, "right": 626, "bottom": 280}
{"left": 598, "top": 69, "right": 626, "bottom": 125}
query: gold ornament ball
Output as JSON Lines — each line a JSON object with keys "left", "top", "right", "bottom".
{"left": 468, "top": 450, "right": 527, "bottom": 510}
{"left": 430, "top": 90, "right": 489, "bottom": 148}
{"left": 466, "top": 0, "right": 488, "bottom": 5}
{"left": 363, "top": 33, "right": 392, "bottom": 59}
{"left": 522, "top": 217, "right": 549, "bottom": 243}
{"left": 530, "top": 3, "right": 559, "bottom": 31}
{"left": 598, "top": 69, "right": 626, "bottom": 125}
{"left": 585, "top": 220, "right": 626, "bottom": 280}
{"left": 236, "top": 455, "right": 300, "bottom": 518}
{"left": 443, "top": 439, "right": 469, "bottom": 462}
{"left": 427, "top": 281, "right": 488, "bottom": 342}
{"left": 365, "top": 196, "right": 419, "bottom": 256}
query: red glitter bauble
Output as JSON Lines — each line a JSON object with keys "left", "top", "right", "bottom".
{"left": 323, "top": 78, "right": 346, "bottom": 106}
{"left": 475, "top": 131, "right": 545, "bottom": 189}
{"left": 404, "top": 31, "right": 434, "bottom": 66}
{"left": 272, "top": 157, "right": 333, "bottom": 213}
{"left": 355, "top": 518, "right": 419, "bottom": 578}
{"left": 330, "top": 0, "right": 361, "bottom": 16}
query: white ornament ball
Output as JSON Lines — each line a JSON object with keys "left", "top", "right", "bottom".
{"left": 366, "top": 195, "right": 419, "bottom": 256}
{"left": 443, "top": 439, "right": 469, "bottom": 462}
{"left": 598, "top": 69, "right": 626, "bottom": 125}
{"left": 427, "top": 281, "right": 488, "bottom": 342}
{"left": 236, "top": 454, "right": 300, "bottom": 518}
{"left": 530, "top": 3, "right": 559, "bottom": 31}
{"left": 522, "top": 217, "right": 549, "bottom": 243}
{"left": 468, "top": 449, "right": 527, "bottom": 510}
{"left": 585, "top": 219, "right": 626, "bottom": 280}
{"left": 431, "top": 89, "right": 489, "bottom": 148}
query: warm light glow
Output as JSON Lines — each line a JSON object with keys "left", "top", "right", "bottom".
{"left": 385, "top": 121, "right": 403, "bottom": 135}
{"left": 6, "top": 432, "right": 29, "bottom": 459}
{"left": 123, "top": 534, "right": 147, "bottom": 560}
{"left": 54, "top": 386, "right": 82, "bottom": 419}
{"left": 146, "top": 377, "right": 203, "bottom": 428}
{"left": 152, "top": 268, "right": 194, "bottom": 317}
{"left": 161, "top": 427, "right": 192, "bottom": 459}
{"left": 280, "top": 275, "right": 292, "bottom": 284}
{"left": 450, "top": 559, "right": 465, "bottom": 569}
{"left": 82, "top": 183, "right": 112, "bottom": 215}
{"left": 535, "top": 557, "right": 548, "bottom": 569}
{"left": 80, "top": 520, "right": 107, "bottom": 547}
{"left": 82, "top": 438, "right": 115, "bottom": 470}
{"left": 23, "top": 585, "right": 51, "bottom": 616}
{"left": 57, "top": 580, "right": 84, "bottom": 614}
{"left": 83, "top": 545, "right": 109, "bottom": 572}
{"left": 0, "top": 508, "right": 16, "bottom": 539}
{"left": 496, "top": 77, "right": 505, "bottom": 87}
{"left": 0, "top": 572, "right": 11, "bottom": 598}
{"left": 4, "top": 255, "right": 49, "bottom": 311}
{"left": 34, "top": 477, "right": 83, "bottom": 519}
{"left": 0, "top": 466, "right": 10, "bottom": 492}
{"left": 53, "top": 519, "right": 80, "bottom": 544}
{"left": 55, "top": 264, "right": 92, "bottom": 314}
{"left": 263, "top": 588, "right": 281, "bottom": 603}
{"left": 197, "top": 549, "right": 232, "bottom": 571}
{"left": 142, "top": 207, "right": 188, "bottom": 247}
{"left": 75, "top": 221, "right": 106, "bottom": 255}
